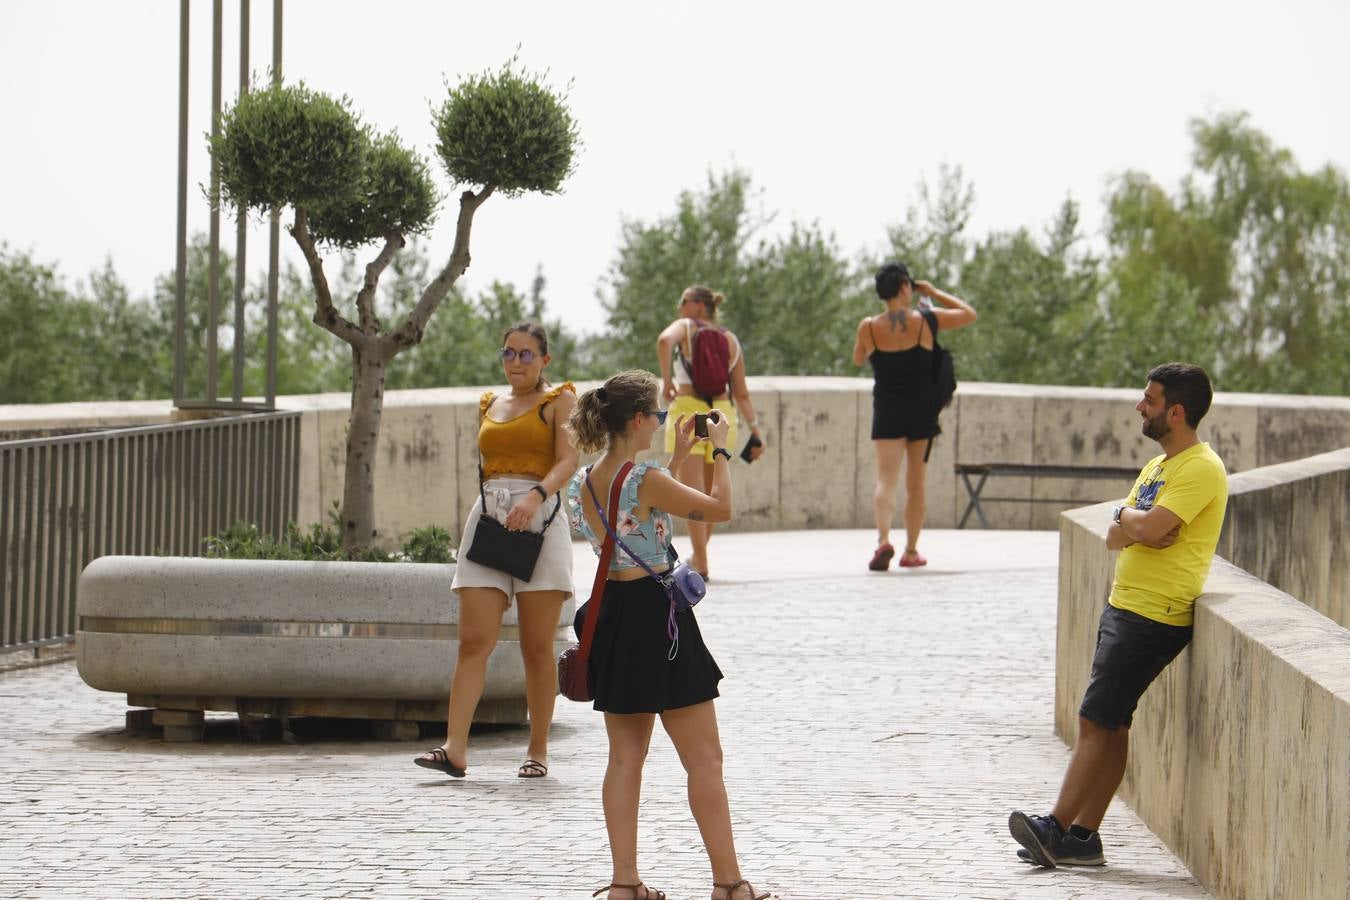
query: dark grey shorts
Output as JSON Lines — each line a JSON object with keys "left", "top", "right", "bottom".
{"left": 1079, "top": 604, "right": 1192, "bottom": 730}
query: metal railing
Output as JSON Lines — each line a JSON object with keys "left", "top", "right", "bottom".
{"left": 1, "top": 412, "right": 300, "bottom": 651}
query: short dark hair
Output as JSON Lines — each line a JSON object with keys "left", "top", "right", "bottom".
{"left": 874, "top": 262, "right": 912, "bottom": 301}
{"left": 1147, "top": 362, "right": 1213, "bottom": 428}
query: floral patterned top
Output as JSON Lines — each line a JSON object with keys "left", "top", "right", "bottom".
{"left": 567, "top": 460, "right": 673, "bottom": 572}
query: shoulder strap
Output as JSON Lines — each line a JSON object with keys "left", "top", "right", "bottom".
{"left": 476, "top": 392, "right": 494, "bottom": 504}
{"left": 920, "top": 309, "right": 939, "bottom": 340}
{"left": 577, "top": 461, "right": 635, "bottom": 662}
{"left": 866, "top": 317, "right": 878, "bottom": 345}
{"left": 676, "top": 319, "right": 694, "bottom": 376}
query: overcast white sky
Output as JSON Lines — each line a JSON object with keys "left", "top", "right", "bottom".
{"left": 2, "top": 0, "right": 1347, "bottom": 336}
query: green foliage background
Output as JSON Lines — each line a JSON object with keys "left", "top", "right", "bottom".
{"left": 3, "top": 111, "right": 1346, "bottom": 405}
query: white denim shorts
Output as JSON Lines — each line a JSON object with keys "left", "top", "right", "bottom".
{"left": 451, "top": 477, "right": 574, "bottom": 604}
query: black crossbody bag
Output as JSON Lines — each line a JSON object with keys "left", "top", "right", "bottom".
{"left": 464, "top": 467, "right": 562, "bottom": 582}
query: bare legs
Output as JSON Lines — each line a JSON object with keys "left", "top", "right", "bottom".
{"left": 601, "top": 701, "right": 754, "bottom": 897}
{"left": 1050, "top": 717, "right": 1131, "bottom": 831}
{"left": 516, "top": 589, "right": 567, "bottom": 766}
{"left": 873, "top": 438, "right": 929, "bottom": 557}
{"left": 872, "top": 439, "right": 904, "bottom": 547}
{"left": 603, "top": 713, "right": 658, "bottom": 888}
{"left": 441, "top": 587, "right": 566, "bottom": 772}
{"left": 677, "top": 455, "right": 715, "bottom": 575}
{"left": 900, "top": 439, "right": 929, "bottom": 560}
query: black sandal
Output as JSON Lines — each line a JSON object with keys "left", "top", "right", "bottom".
{"left": 591, "top": 882, "right": 665, "bottom": 899}
{"left": 412, "top": 747, "right": 466, "bottom": 778}
{"left": 714, "top": 879, "right": 776, "bottom": 900}
{"left": 517, "top": 758, "right": 549, "bottom": 778}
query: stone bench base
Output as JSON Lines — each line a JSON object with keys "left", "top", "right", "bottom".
{"left": 77, "top": 556, "right": 572, "bottom": 742}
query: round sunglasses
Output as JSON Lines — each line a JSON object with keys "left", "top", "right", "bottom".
{"left": 500, "top": 347, "right": 538, "bottom": 364}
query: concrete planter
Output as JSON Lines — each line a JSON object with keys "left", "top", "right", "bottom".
{"left": 76, "top": 556, "right": 573, "bottom": 741}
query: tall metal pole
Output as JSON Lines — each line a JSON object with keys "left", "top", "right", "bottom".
{"left": 232, "top": 0, "right": 250, "bottom": 404}
{"left": 265, "top": 0, "right": 283, "bottom": 407}
{"left": 206, "top": 0, "right": 223, "bottom": 405}
{"left": 173, "top": 0, "right": 190, "bottom": 406}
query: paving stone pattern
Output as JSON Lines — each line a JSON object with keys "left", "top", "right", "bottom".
{"left": 0, "top": 530, "right": 1210, "bottom": 899}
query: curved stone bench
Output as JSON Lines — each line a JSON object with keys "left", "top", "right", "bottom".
{"left": 76, "top": 556, "right": 574, "bottom": 741}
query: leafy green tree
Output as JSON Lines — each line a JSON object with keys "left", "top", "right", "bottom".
{"left": 211, "top": 59, "right": 579, "bottom": 550}
{"left": 869, "top": 168, "right": 1107, "bottom": 386}
{"left": 597, "top": 170, "right": 756, "bottom": 372}
{"left": 736, "top": 223, "right": 855, "bottom": 375}
{"left": 598, "top": 169, "right": 857, "bottom": 377}
{"left": 1102, "top": 112, "right": 1349, "bottom": 394}
{"left": 0, "top": 246, "right": 168, "bottom": 403}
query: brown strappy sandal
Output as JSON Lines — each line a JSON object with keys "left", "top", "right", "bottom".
{"left": 713, "top": 879, "right": 777, "bottom": 900}
{"left": 591, "top": 882, "right": 666, "bottom": 899}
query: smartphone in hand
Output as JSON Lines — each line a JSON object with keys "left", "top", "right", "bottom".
{"left": 693, "top": 410, "right": 720, "bottom": 439}
{"left": 740, "top": 433, "right": 763, "bottom": 463}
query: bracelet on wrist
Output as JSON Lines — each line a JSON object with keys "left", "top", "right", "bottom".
{"left": 531, "top": 484, "right": 549, "bottom": 501}
{"left": 711, "top": 447, "right": 732, "bottom": 462}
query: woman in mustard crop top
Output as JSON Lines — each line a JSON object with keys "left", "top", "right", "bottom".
{"left": 414, "top": 322, "right": 579, "bottom": 781}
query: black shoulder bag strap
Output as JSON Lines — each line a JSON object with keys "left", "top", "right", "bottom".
{"left": 921, "top": 310, "right": 940, "bottom": 464}
{"left": 476, "top": 391, "right": 562, "bottom": 531}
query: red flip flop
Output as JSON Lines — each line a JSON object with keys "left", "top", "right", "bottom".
{"left": 868, "top": 543, "right": 895, "bottom": 571}
{"left": 899, "top": 551, "right": 927, "bottom": 568}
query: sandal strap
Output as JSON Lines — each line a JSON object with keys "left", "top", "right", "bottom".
{"left": 714, "top": 881, "right": 768, "bottom": 900}
{"left": 593, "top": 884, "right": 661, "bottom": 899}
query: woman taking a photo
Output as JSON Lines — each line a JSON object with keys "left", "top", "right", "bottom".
{"left": 567, "top": 370, "right": 776, "bottom": 900}
{"left": 852, "top": 263, "right": 977, "bottom": 570}
{"left": 656, "top": 285, "right": 765, "bottom": 578}
{"left": 415, "top": 321, "right": 578, "bottom": 780}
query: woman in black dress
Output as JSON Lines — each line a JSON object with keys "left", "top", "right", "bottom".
{"left": 852, "top": 263, "right": 977, "bottom": 570}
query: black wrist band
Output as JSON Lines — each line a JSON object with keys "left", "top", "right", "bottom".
{"left": 531, "top": 484, "right": 549, "bottom": 500}
{"left": 712, "top": 447, "right": 732, "bottom": 462}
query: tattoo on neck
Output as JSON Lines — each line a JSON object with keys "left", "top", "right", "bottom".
{"left": 887, "top": 310, "right": 908, "bottom": 332}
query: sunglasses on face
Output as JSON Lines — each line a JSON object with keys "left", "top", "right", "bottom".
{"left": 645, "top": 409, "right": 668, "bottom": 425}
{"left": 500, "top": 347, "right": 537, "bottom": 364}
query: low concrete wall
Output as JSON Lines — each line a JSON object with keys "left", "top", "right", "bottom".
{"left": 1218, "top": 447, "right": 1349, "bottom": 630}
{"left": 5, "top": 381, "right": 1349, "bottom": 545}
{"left": 76, "top": 556, "right": 574, "bottom": 727}
{"left": 1056, "top": 498, "right": 1350, "bottom": 898}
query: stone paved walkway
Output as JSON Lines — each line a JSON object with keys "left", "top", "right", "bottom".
{"left": 0, "top": 530, "right": 1209, "bottom": 899}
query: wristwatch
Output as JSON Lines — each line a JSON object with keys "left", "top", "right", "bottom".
{"left": 1111, "top": 505, "right": 1124, "bottom": 524}
{"left": 711, "top": 447, "right": 732, "bottom": 462}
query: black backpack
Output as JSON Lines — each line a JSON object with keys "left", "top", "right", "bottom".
{"left": 920, "top": 309, "right": 956, "bottom": 460}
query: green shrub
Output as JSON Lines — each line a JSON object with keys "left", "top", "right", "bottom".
{"left": 203, "top": 504, "right": 456, "bottom": 563}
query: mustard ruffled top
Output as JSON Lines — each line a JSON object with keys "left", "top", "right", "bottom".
{"left": 478, "top": 382, "right": 575, "bottom": 479}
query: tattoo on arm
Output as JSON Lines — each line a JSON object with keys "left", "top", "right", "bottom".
{"left": 687, "top": 510, "right": 705, "bottom": 521}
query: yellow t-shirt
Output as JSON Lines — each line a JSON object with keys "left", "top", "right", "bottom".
{"left": 1109, "top": 442, "right": 1228, "bottom": 626}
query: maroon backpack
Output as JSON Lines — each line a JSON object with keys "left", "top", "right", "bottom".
{"left": 680, "top": 321, "right": 732, "bottom": 402}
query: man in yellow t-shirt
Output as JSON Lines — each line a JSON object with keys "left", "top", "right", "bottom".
{"left": 1009, "top": 362, "right": 1228, "bottom": 869}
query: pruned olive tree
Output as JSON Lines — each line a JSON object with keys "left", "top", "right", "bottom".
{"left": 211, "top": 60, "right": 578, "bottom": 551}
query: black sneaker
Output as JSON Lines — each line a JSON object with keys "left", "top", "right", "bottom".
{"left": 1016, "top": 829, "right": 1107, "bottom": 867}
{"left": 1008, "top": 811, "right": 1063, "bottom": 868}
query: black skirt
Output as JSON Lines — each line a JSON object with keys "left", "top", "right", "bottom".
{"left": 573, "top": 577, "right": 723, "bottom": 714}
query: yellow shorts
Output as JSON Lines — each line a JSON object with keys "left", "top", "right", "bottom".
{"left": 664, "top": 395, "right": 737, "bottom": 463}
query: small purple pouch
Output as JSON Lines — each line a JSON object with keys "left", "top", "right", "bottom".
{"left": 662, "top": 563, "right": 705, "bottom": 611}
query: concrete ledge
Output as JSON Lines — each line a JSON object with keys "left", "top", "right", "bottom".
{"left": 7, "top": 381, "right": 1349, "bottom": 541}
{"left": 76, "top": 556, "right": 573, "bottom": 727}
{"left": 1219, "top": 447, "right": 1349, "bottom": 629}
{"left": 1056, "top": 504, "right": 1350, "bottom": 899}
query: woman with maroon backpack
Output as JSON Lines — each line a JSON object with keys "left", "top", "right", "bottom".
{"left": 656, "top": 286, "right": 766, "bottom": 578}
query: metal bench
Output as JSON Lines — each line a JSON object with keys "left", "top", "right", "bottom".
{"left": 956, "top": 463, "right": 1140, "bottom": 528}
